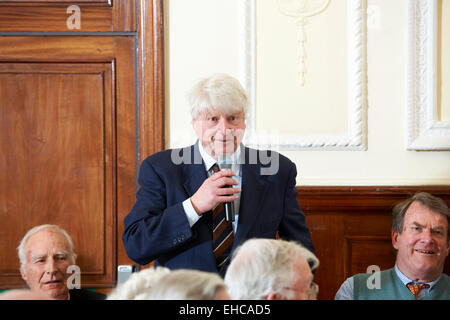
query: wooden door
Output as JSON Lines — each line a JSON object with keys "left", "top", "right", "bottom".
{"left": 0, "top": 0, "right": 164, "bottom": 290}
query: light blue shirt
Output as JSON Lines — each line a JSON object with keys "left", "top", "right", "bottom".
{"left": 334, "top": 264, "right": 442, "bottom": 300}
{"left": 393, "top": 265, "right": 441, "bottom": 299}
{"left": 182, "top": 142, "right": 242, "bottom": 233}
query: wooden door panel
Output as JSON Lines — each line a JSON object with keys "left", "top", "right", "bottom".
{"left": 0, "top": 0, "right": 135, "bottom": 32}
{"left": 344, "top": 236, "right": 396, "bottom": 278}
{"left": 0, "top": 1, "right": 164, "bottom": 291}
{"left": 2, "top": 0, "right": 110, "bottom": 3}
{"left": 0, "top": 62, "right": 115, "bottom": 286}
{"left": 0, "top": 37, "right": 135, "bottom": 289}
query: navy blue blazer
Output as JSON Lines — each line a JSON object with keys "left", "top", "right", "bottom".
{"left": 122, "top": 142, "right": 315, "bottom": 275}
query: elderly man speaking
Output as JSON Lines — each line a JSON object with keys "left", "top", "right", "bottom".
{"left": 122, "top": 73, "right": 315, "bottom": 276}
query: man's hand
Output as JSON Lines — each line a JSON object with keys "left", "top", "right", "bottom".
{"left": 190, "top": 169, "right": 241, "bottom": 215}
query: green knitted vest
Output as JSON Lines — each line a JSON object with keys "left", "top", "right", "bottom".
{"left": 354, "top": 268, "right": 450, "bottom": 300}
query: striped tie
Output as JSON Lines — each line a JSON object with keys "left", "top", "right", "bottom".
{"left": 211, "top": 164, "right": 234, "bottom": 270}
{"left": 406, "top": 282, "right": 429, "bottom": 299}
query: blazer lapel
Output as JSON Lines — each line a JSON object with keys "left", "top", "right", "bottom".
{"left": 233, "top": 147, "right": 271, "bottom": 248}
{"left": 182, "top": 142, "right": 207, "bottom": 197}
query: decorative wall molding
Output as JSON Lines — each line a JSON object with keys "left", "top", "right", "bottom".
{"left": 406, "top": 0, "right": 450, "bottom": 150}
{"left": 276, "top": 0, "right": 331, "bottom": 87}
{"left": 239, "top": 0, "right": 367, "bottom": 151}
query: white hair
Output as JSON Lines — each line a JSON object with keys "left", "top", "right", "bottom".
{"left": 107, "top": 267, "right": 171, "bottom": 300}
{"left": 108, "top": 267, "right": 227, "bottom": 300}
{"left": 224, "top": 238, "right": 319, "bottom": 300}
{"left": 17, "top": 224, "right": 77, "bottom": 272}
{"left": 187, "top": 73, "right": 249, "bottom": 120}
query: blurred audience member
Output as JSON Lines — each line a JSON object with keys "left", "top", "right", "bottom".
{"left": 0, "top": 289, "right": 49, "bottom": 300}
{"left": 108, "top": 267, "right": 229, "bottom": 300}
{"left": 224, "top": 238, "right": 319, "bottom": 300}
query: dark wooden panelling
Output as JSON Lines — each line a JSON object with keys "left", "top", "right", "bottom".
{"left": 0, "top": 36, "right": 136, "bottom": 289}
{"left": 0, "top": 1, "right": 111, "bottom": 4}
{"left": 0, "top": 63, "right": 114, "bottom": 282}
{"left": 0, "top": 0, "right": 135, "bottom": 32}
{"left": 0, "top": 0, "right": 164, "bottom": 290}
{"left": 299, "top": 186, "right": 450, "bottom": 300}
{"left": 344, "top": 236, "right": 395, "bottom": 277}
{"left": 137, "top": 0, "right": 165, "bottom": 161}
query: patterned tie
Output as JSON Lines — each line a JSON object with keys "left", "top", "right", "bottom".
{"left": 406, "top": 282, "right": 430, "bottom": 299}
{"left": 211, "top": 164, "right": 234, "bottom": 270}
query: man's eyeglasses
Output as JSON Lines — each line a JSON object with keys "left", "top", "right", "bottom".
{"left": 283, "top": 281, "right": 319, "bottom": 300}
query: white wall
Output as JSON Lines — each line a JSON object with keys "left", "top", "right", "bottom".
{"left": 164, "top": 0, "right": 450, "bottom": 186}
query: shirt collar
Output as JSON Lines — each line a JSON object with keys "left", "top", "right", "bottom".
{"left": 394, "top": 264, "right": 441, "bottom": 290}
{"left": 198, "top": 141, "right": 242, "bottom": 176}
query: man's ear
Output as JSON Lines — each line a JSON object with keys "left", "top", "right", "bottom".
{"left": 266, "top": 292, "right": 284, "bottom": 300}
{"left": 192, "top": 118, "right": 202, "bottom": 137}
{"left": 20, "top": 265, "right": 28, "bottom": 282}
{"left": 392, "top": 229, "right": 399, "bottom": 250}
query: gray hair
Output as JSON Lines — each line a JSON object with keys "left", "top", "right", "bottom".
{"left": 17, "top": 224, "right": 77, "bottom": 272}
{"left": 224, "top": 238, "right": 319, "bottom": 300}
{"left": 108, "top": 267, "right": 227, "bottom": 300}
{"left": 392, "top": 192, "right": 450, "bottom": 240}
{"left": 187, "top": 73, "right": 249, "bottom": 120}
{"left": 144, "top": 269, "right": 227, "bottom": 300}
{"left": 107, "top": 267, "right": 171, "bottom": 300}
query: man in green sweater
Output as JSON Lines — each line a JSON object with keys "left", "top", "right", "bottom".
{"left": 335, "top": 192, "right": 450, "bottom": 300}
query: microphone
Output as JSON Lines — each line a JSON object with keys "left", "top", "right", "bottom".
{"left": 218, "top": 154, "right": 235, "bottom": 222}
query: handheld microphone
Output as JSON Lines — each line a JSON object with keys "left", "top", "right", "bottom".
{"left": 218, "top": 154, "right": 235, "bottom": 222}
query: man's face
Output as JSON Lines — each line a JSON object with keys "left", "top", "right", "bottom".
{"left": 20, "top": 229, "right": 73, "bottom": 300}
{"left": 192, "top": 110, "right": 246, "bottom": 159}
{"left": 392, "top": 201, "right": 450, "bottom": 282}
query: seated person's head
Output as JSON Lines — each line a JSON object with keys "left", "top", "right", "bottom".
{"left": 392, "top": 192, "right": 450, "bottom": 281}
{"left": 224, "top": 238, "right": 319, "bottom": 300}
{"left": 0, "top": 289, "right": 50, "bottom": 300}
{"left": 17, "top": 224, "right": 77, "bottom": 300}
{"left": 108, "top": 267, "right": 229, "bottom": 300}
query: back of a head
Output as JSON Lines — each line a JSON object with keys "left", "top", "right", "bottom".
{"left": 108, "top": 268, "right": 227, "bottom": 300}
{"left": 224, "top": 238, "right": 319, "bottom": 300}
{"left": 143, "top": 269, "right": 228, "bottom": 300}
{"left": 0, "top": 289, "right": 50, "bottom": 300}
{"left": 187, "top": 73, "right": 249, "bottom": 120}
{"left": 107, "top": 267, "right": 171, "bottom": 300}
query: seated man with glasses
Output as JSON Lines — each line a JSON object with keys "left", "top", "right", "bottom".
{"left": 224, "top": 238, "right": 319, "bottom": 300}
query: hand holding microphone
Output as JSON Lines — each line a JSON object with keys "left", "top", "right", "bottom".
{"left": 190, "top": 166, "right": 240, "bottom": 217}
{"left": 218, "top": 154, "right": 236, "bottom": 222}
